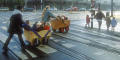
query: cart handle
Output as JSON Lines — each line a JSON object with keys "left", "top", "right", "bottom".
{"left": 22, "top": 23, "right": 42, "bottom": 38}
{"left": 44, "top": 30, "right": 51, "bottom": 38}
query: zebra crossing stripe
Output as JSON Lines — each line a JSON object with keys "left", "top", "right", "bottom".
{"left": 71, "top": 28, "right": 120, "bottom": 41}
{"left": 0, "top": 32, "right": 8, "bottom": 43}
{"left": 25, "top": 49, "right": 37, "bottom": 58}
{"left": 37, "top": 45, "right": 57, "bottom": 54}
{"left": 0, "top": 32, "right": 37, "bottom": 59}
{"left": 1, "top": 26, "right": 7, "bottom": 31}
{"left": 53, "top": 33, "right": 91, "bottom": 44}
{"left": 54, "top": 31, "right": 120, "bottom": 50}
{"left": 69, "top": 32, "right": 120, "bottom": 47}
{"left": 62, "top": 43, "right": 75, "bottom": 48}
{"left": 13, "top": 51, "right": 28, "bottom": 60}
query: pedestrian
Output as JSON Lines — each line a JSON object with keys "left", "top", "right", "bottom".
{"left": 41, "top": 5, "right": 56, "bottom": 25}
{"left": 95, "top": 10, "right": 105, "bottom": 30}
{"left": 111, "top": 17, "right": 117, "bottom": 32}
{"left": 3, "top": 5, "right": 26, "bottom": 54}
{"left": 105, "top": 12, "right": 111, "bottom": 31}
{"left": 85, "top": 15, "right": 90, "bottom": 28}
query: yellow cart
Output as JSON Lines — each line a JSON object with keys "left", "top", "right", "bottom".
{"left": 50, "top": 19, "right": 70, "bottom": 32}
{"left": 24, "top": 29, "right": 51, "bottom": 46}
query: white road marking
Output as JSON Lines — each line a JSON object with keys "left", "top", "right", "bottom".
{"left": 1, "top": 26, "right": 7, "bottom": 31}
{"left": 37, "top": 45, "right": 57, "bottom": 54}
{"left": 0, "top": 32, "right": 8, "bottom": 43}
{"left": 13, "top": 46, "right": 18, "bottom": 49}
{"left": 69, "top": 32, "right": 120, "bottom": 50}
{"left": 71, "top": 28, "right": 120, "bottom": 41}
{"left": 54, "top": 33, "right": 91, "bottom": 44}
{"left": 2, "top": 22, "right": 7, "bottom": 24}
{"left": 54, "top": 40, "right": 60, "bottom": 42}
{"left": 25, "top": 49, "right": 37, "bottom": 58}
{"left": 14, "top": 51, "right": 28, "bottom": 60}
{"left": 0, "top": 32, "right": 37, "bottom": 59}
{"left": 61, "top": 41, "right": 66, "bottom": 43}
{"left": 94, "top": 51, "right": 105, "bottom": 55}
{"left": 62, "top": 43, "right": 75, "bottom": 48}
{"left": 50, "top": 37, "right": 54, "bottom": 40}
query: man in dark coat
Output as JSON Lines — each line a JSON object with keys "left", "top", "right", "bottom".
{"left": 95, "top": 10, "right": 105, "bottom": 30}
{"left": 3, "top": 6, "right": 26, "bottom": 53}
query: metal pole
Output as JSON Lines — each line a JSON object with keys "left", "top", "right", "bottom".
{"left": 41, "top": 0, "right": 43, "bottom": 10}
{"left": 111, "top": 0, "right": 113, "bottom": 17}
{"left": 24, "top": 0, "right": 28, "bottom": 8}
{"left": 91, "top": 0, "right": 95, "bottom": 28}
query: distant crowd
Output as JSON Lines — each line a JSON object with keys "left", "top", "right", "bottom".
{"left": 85, "top": 10, "right": 117, "bottom": 32}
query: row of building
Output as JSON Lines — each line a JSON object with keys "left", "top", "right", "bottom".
{"left": 0, "top": 0, "right": 119, "bottom": 10}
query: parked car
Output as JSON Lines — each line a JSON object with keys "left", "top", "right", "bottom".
{"left": 65, "top": 7, "right": 78, "bottom": 11}
{"left": 0, "top": 7, "right": 9, "bottom": 11}
{"left": 79, "top": 8, "right": 86, "bottom": 11}
{"left": 50, "top": 7, "right": 58, "bottom": 11}
{"left": 24, "top": 8, "right": 34, "bottom": 12}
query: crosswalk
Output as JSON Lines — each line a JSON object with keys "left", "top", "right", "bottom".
{"left": 53, "top": 26, "right": 120, "bottom": 54}
{"left": 0, "top": 32, "right": 57, "bottom": 60}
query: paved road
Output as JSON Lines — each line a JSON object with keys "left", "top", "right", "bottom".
{"left": 0, "top": 11, "right": 120, "bottom": 60}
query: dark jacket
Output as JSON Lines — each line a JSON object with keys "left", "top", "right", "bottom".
{"left": 95, "top": 11, "right": 105, "bottom": 20}
{"left": 8, "top": 13, "right": 24, "bottom": 34}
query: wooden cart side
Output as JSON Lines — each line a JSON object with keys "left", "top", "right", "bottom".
{"left": 50, "top": 20, "right": 70, "bottom": 30}
{"left": 24, "top": 30, "right": 51, "bottom": 45}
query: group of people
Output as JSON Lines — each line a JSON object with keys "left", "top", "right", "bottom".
{"left": 86, "top": 10, "right": 117, "bottom": 31}
{"left": 2, "top": 5, "right": 55, "bottom": 54}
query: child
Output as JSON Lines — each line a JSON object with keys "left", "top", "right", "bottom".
{"left": 32, "top": 22, "right": 44, "bottom": 32}
{"left": 44, "top": 22, "right": 50, "bottom": 30}
{"left": 24, "top": 20, "right": 31, "bottom": 31}
{"left": 111, "top": 17, "right": 117, "bottom": 32}
{"left": 85, "top": 15, "right": 90, "bottom": 27}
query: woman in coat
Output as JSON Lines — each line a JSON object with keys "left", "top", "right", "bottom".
{"left": 3, "top": 6, "right": 26, "bottom": 53}
{"left": 42, "top": 6, "right": 56, "bottom": 24}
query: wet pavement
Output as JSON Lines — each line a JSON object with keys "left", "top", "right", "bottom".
{"left": 0, "top": 11, "right": 120, "bottom": 60}
{"left": 0, "top": 42, "right": 17, "bottom": 60}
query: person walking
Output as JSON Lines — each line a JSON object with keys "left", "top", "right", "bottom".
{"left": 111, "top": 17, "right": 117, "bottom": 32}
{"left": 3, "top": 5, "right": 26, "bottom": 53}
{"left": 105, "top": 12, "right": 111, "bottom": 31}
{"left": 41, "top": 5, "right": 56, "bottom": 25}
{"left": 95, "top": 10, "right": 105, "bottom": 30}
{"left": 85, "top": 15, "right": 90, "bottom": 28}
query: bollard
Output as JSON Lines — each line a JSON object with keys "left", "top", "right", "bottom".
{"left": 91, "top": 15, "right": 94, "bottom": 28}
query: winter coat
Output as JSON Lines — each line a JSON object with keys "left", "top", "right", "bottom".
{"left": 42, "top": 9, "right": 55, "bottom": 22}
{"left": 105, "top": 16, "right": 111, "bottom": 27}
{"left": 8, "top": 10, "right": 24, "bottom": 34}
{"left": 111, "top": 19, "right": 117, "bottom": 27}
{"left": 86, "top": 16, "right": 90, "bottom": 24}
{"left": 95, "top": 11, "right": 105, "bottom": 20}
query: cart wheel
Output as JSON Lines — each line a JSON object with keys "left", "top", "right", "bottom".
{"left": 59, "top": 28, "right": 64, "bottom": 33}
{"left": 53, "top": 29, "right": 56, "bottom": 32}
{"left": 65, "top": 26, "right": 69, "bottom": 32}
{"left": 46, "top": 38, "right": 49, "bottom": 44}
{"left": 42, "top": 38, "right": 49, "bottom": 45}
{"left": 33, "top": 39, "right": 40, "bottom": 47}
